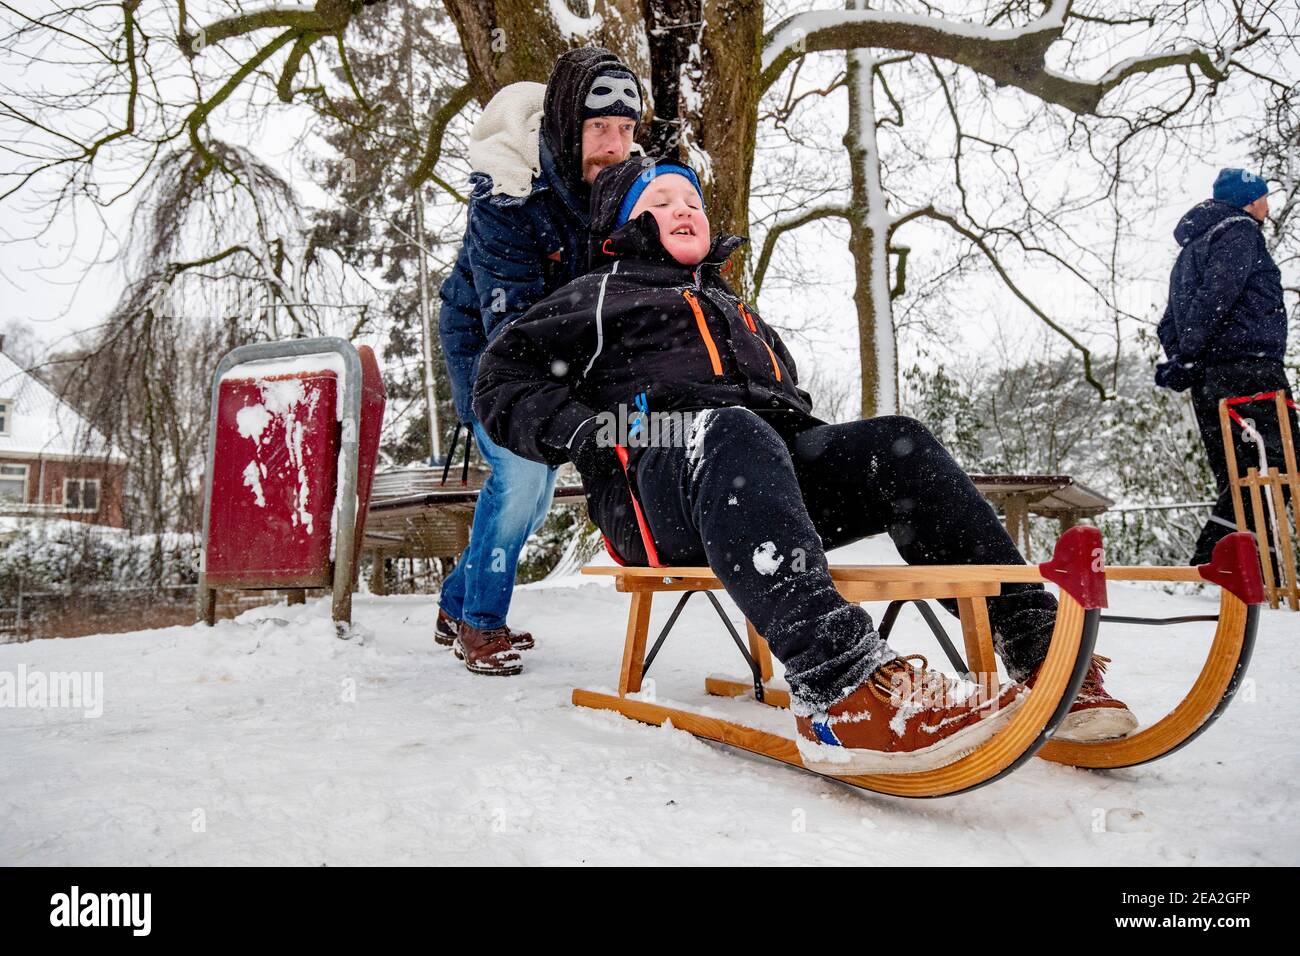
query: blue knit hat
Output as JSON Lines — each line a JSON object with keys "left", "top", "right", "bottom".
{"left": 1213, "top": 168, "right": 1268, "bottom": 208}
{"left": 615, "top": 162, "right": 704, "bottom": 227}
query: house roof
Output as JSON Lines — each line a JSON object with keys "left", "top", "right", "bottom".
{"left": 0, "top": 351, "right": 124, "bottom": 463}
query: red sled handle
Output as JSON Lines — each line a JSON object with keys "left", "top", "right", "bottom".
{"left": 614, "top": 444, "right": 663, "bottom": 568}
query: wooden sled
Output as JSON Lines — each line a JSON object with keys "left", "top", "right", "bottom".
{"left": 1219, "top": 389, "right": 1299, "bottom": 610}
{"left": 576, "top": 527, "right": 1107, "bottom": 798}
{"left": 577, "top": 528, "right": 1265, "bottom": 794}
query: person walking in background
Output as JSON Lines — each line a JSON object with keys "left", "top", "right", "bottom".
{"left": 1156, "top": 167, "right": 1296, "bottom": 566}
{"left": 436, "top": 48, "right": 644, "bottom": 675}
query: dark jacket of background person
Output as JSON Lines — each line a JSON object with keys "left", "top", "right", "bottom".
{"left": 1157, "top": 199, "right": 1287, "bottom": 388}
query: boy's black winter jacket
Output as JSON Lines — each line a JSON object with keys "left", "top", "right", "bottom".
{"left": 472, "top": 209, "right": 815, "bottom": 476}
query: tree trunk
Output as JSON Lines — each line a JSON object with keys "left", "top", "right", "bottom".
{"left": 844, "top": 44, "right": 897, "bottom": 418}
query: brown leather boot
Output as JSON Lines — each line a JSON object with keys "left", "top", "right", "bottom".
{"left": 1027, "top": 654, "right": 1137, "bottom": 741}
{"left": 501, "top": 626, "right": 535, "bottom": 651}
{"left": 434, "top": 608, "right": 460, "bottom": 646}
{"left": 437, "top": 610, "right": 533, "bottom": 651}
{"left": 452, "top": 623, "right": 524, "bottom": 676}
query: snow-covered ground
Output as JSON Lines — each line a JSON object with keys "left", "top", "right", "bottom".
{"left": 2, "top": 535, "right": 1297, "bottom": 866}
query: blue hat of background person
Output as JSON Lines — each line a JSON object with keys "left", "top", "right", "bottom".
{"left": 1213, "top": 168, "right": 1269, "bottom": 208}
{"left": 615, "top": 162, "right": 705, "bottom": 227}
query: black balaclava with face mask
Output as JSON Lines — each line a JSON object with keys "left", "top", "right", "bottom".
{"left": 541, "top": 47, "right": 643, "bottom": 199}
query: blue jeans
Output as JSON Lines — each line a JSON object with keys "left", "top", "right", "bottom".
{"left": 439, "top": 419, "right": 558, "bottom": 630}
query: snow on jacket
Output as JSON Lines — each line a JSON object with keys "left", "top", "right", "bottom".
{"left": 471, "top": 209, "right": 814, "bottom": 476}
{"left": 1157, "top": 199, "right": 1287, "bottom": 365}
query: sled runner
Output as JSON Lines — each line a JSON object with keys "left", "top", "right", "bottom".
{"left": 1038, "top": 531, "right": 1262, "bottom": 768}
{"left": 576, "top": 528, "right": 1263, "bottom": 795}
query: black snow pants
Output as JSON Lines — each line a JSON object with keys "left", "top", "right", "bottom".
{"left": 1189, "top": 359, "right": 1298, "bottom": 566}
{"left": 592, "top": 407, "right": 1054, "bottom": 711}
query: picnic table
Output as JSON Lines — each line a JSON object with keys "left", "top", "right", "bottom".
{"left": 969, "top": 474, "right": 1114, "bottom": 559}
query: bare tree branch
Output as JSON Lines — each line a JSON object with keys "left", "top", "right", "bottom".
{"left": 753, "top": 203, "right": 849, "bottom": 298}
{"left": 907, "top": 205, "right": 1114, "bottom": 399}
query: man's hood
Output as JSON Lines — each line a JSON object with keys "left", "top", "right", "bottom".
{"left": 542, "top": 47, "right": 642, "bottom": 197}
{"left": 1174, "top": 198, "right": 1259, "bottom": 247}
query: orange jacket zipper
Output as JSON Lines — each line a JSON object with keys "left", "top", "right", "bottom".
{"left": 682, "top": 290, "right": 723, "bottom": 376}
{"left": 738, "top": 303, "right": 781, "bottom": 381}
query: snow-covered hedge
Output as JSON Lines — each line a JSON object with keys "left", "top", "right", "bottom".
{"left": 0, "top": 520, "right": 198, "bottom": 598}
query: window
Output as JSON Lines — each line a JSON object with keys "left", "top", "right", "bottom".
{"left": 0, "top": 400, "right": 11, "bottom": 436}
{"left": 0, "top": 463, "right": 28, "bottom": 502}
{"left": 63, "top": 478, "right": 100, "bottom": 513}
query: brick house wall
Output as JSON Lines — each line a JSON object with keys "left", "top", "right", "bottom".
{"left": 0, "top": 455, "right": 127, "bottom": 528}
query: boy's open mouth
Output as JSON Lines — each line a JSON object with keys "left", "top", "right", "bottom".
{"left": 670, "top": 225, "right": 695, "bottom": 236}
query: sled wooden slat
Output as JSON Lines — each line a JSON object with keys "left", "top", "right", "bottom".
{"left": 1104, "top": 566, "right": 1203, "bottom": 581}
{"left": 586, "top": 563, "right": 1049, "bottom": 584}
{"left": 1278, "top": 392, "right": 1300, "bottom": 610}
{"left": 1245, "top": 467, "right": 1279, "bottom": 606}
{"left": 746, "top": 620, "right": 773, "bottom": 682}
{"left": 1264, "top": 471, "right": 1298, "bottom": 610}
{"left": 590, "top": 561, "right": 1229, "bottom": 587}
{"left": 1220, "top": 400, "right": 1250, "bottom": 531}
{"left": 618, "top": 591, "right": 653, "bottom": 695}
{"left": 703, "top": 675, "right": 790, "bottom": 708}
{"left": 957, "top": 595, "right": 999, "bottom": 679}
{"left": 1219, "top": 393, "right": 1299, "bottom": 610}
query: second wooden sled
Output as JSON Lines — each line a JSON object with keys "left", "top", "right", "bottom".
{"left": 575, "top": 527, "right": 1106, "bottom": 799}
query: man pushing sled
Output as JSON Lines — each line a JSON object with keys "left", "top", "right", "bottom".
{"left": 474, "top": 157, "right": 1137, "bottom": 775}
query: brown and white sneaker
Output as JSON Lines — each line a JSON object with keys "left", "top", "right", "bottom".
{"left": 436, "top": 610, "right": 534, "bottom": 651}
{"left": 795, "top": 655, "right": 1026, "bottom": 776}
{"left": 452, "top": 624, "right": 524, "bottom": 676}
{"left": 434, "top": 608, "right": 460, "bottom": 646}
{"left": 1030, "top": 654, "right": 1138, "bottom": 742}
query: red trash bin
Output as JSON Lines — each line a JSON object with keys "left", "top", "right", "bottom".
{"left": 197, "top": 339, "right": 386, "bottom": 630}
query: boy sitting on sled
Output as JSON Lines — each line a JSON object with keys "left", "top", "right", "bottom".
{"left": 474, "top": 157, "right": 1137, "bottom": 774}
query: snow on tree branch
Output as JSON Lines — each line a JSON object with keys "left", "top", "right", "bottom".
{"left": 546, "top": 0, "right": 603, "bottom": 39}
{"left": 759, "top": 1, "right": 1254, "bottom": 115}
